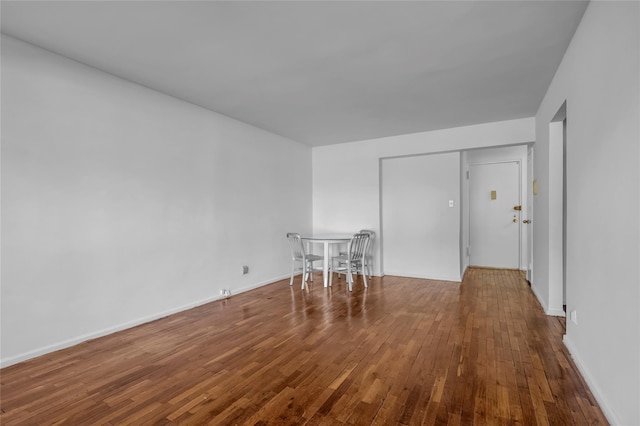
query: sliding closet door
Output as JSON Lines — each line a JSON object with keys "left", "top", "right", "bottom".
{"left": 381, "top": 152, "right": 460, "bottom": 282}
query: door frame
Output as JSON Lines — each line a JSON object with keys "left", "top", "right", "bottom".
{"left": 527, "top": 146, "right": 535, "bottom": 282}
{"left": 461, "top": 145, "right": 529, "bottom": 275}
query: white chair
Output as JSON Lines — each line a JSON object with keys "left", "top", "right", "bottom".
{"left": 286, "top": 233, "right": 323, "bottom": 289}
{"left": 337, "top": 229, "right": 375, "bottom": 279}
{"left": 359, "top": 229, "right": 375, "bottom": 279}
{"left": 330, "top": 232, "right": 370, "bottom": 291}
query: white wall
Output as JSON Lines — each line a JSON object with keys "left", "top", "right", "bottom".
{"left": 312, "top": 118, "right": 534, "bottom": 279}
{"left": 534, "top": 2, "right": 639, "bottom": 424}
{"left": 1, "top": 36, "right": 312, "bottom": 367}
{"left": 381, "top": 152, "right": 460, "bottom": 281}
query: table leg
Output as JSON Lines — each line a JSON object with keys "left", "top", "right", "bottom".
{"left": 323, "top": 242, "right": 330, "bottom": 287}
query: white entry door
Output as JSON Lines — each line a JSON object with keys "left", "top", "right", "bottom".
{"left": 469, "top": 161, "right": 521, "bottom": 269}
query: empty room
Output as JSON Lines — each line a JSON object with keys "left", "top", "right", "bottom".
{"left": 1, "top": 1, "right": 638, "bottom": 425}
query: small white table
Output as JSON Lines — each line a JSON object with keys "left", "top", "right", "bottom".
{"left": 301, "top": 234, "right": 352, "bottom": 287}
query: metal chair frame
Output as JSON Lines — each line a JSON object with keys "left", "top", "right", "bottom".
{"left": 286, "top": 233, "right": 323, "bottom": 289}
{"left": 330, "top": 232, "right": 370, "bottom": 291}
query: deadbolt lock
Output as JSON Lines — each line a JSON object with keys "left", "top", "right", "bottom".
{"left": 513, "top": 205, "right": 522, "bottom": 211}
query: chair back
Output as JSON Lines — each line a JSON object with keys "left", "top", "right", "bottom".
{"left": 347, "top": 233, "right": 370, "bottom": 261}
{"left": 360, "top": 229, "right": 375, "bottom": 256}
{"left": 286, "top": 233, "right": 306, "bottom": 260}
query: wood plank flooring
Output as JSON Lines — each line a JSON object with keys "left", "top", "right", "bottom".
{"left": 1, "top": 268, "right": 608, "bottom": 425}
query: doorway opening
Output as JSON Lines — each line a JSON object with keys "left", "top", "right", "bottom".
{"left": 549, "top": 102, "right": 567, "bottom": 317}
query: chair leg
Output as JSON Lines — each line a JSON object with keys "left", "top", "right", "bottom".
{"left": 362, "top": 263, "right": 368, "bottom": 288}
{"left": 301, "top": 262, "right": 307, "bottom": 290}
{"left": 347, "top": 263, "right": 353, "bottom": 292}
{"left": 329, "top": 260, "right": 333, "bottom": 287}
{"left": 289, "top": 261, "right": 295, "bottom": 286}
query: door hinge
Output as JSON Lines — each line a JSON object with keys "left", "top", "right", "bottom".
{"left": 466, "top": 170, "right": 470, "bottom": 180}
{"left": 467, "top": 246, "right": 471, "bottom": 256}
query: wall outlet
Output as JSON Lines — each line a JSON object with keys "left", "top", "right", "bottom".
{"left": 570, "top": 309, "right": 578, "bottom": 325}
{"left": 241, "top": 265, "right": 249, "bottom": 275}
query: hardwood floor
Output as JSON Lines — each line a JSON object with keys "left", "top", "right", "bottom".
{"left": 1, "top": 268, "right": 608, "bottom": 425}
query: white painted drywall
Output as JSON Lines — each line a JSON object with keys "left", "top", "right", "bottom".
{"left": 312, "top": 118, "right": 535, "bottom": 279}
{"left": 534, "top": 2, "right": 639, "bottom": 424}
{"left": 1, "top": 36, "right": 312, "bottom": 367}
{"left": 381, "top": 153, "right": 460, "bottom": 281}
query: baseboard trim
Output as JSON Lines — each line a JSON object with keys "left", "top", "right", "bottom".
{"left": 529, "top": 282, "right": 549, "bottom": 312}
{"left": 0, "top": 274, "right": 291, "bottom": 369}
{"left": 546, "top": 308, "right": 566, "bottom": 317}
{"left": 382, "top": 271, "right": 461, "bottom": 283}
{"left": 563, "top": 335, "right": 620, "bottom": 425}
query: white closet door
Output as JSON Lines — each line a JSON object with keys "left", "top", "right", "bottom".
{"left": 381, "top": 153, "right": 460, "bottom": 281}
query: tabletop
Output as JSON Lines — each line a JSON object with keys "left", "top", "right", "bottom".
{"left": 301, "top": 234, "right": 352, "bottom": 242}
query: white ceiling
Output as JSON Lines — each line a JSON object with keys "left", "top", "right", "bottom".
{"left": 1, "top": 1, "right": 588, "bottom": 146}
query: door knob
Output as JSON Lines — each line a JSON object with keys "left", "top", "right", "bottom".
{"left": 523, "top": 220, "right": 531, "bottom": 224}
